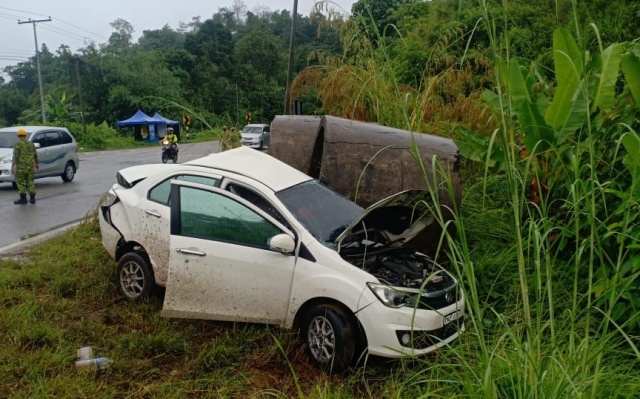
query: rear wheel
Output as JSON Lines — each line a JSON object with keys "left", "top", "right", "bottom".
{"left": 117, "top": 252, "right": 155, "bottom": 301}
{"left": 302, "top": 304, "right": 356, "bottom": 373}
{"left": 61, "top": 162, "right": 76, "bottom": 182}
{"left": 172, "top": 153, "right": 178, "bottom": 163}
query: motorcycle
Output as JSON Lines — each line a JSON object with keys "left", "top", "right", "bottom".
{"left": 161, "top": 140, "right": 178, "bottom": 163}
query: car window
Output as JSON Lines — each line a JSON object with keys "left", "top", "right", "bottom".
{"left": 179, "top": 186, "right": 281, "bottom": 248}
{"left": 59, "top": 131, "right": 73, "bottom": 144}
{"left": 149, "top": 174, "right": 219, "bottom": 205}
{"left": 45, "top": 131, "right": 62, "bottom": 146}
{"left": 226, "top": 183, "right": 290, "bottom": 229}
{"left": 0, "top": 132, "right": 30, "bottom": 148}
{"left": 32, "top": 133, "right": 48, "bottom": 148}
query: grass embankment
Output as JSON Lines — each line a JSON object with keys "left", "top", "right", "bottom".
{"left": 0, "top": 217, "right": 424, "bottom": 398}
{"left": 2, "top": 176, "right": 639, "bottom": 398}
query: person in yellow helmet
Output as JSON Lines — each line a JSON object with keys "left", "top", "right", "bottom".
{"left": 11, "top": 128, "right": 39, "bottom": 204}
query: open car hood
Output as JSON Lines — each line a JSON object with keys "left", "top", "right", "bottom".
{"left": 334, "top": 189, "right": 435, "bottom": 251}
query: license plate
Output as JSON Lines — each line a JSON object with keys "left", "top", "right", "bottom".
{"left": 444, "top": 309, "right": 461, "bottom": 325}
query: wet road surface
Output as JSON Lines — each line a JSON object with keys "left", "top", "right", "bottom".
{"left": 0, "top": 141, "right": 219, "bottom": 248}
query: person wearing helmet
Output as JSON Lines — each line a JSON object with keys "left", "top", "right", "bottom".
{"left": 165, "top": 127, "right": 178, "bottom": 145}
{"left": 11, "top": 128, "right": 39, "bottom": 205}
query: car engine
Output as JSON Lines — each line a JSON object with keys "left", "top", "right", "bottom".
{"left": 340, "top": 236, "right": 457, "bottom": 295}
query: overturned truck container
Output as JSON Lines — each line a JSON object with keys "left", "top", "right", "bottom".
{"left": 269, "top": 115, "right": 461, "bottom": 255}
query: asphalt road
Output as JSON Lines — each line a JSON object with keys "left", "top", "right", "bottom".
{"left": 0, "top": 141, "right": 219, "bottom": 249}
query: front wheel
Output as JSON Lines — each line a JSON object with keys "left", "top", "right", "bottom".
{"left": 117, "top": 252, "right": 155, "bottom": 301}
{"left": 61, "top": 162, "right": 76, "bottom": 182}
{"left": 161, "top": 152, "right": 168, "bottom": 164}
{"left": 302, "top": 304, "right": 356, "bottom": 373}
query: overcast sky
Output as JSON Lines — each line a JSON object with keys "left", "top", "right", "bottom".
{"left": 0, "top": 0, "right": 353, "bottom": 78}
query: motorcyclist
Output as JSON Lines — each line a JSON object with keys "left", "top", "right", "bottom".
{"left": 164, "top": 127, "right": 178, "bottom": 155}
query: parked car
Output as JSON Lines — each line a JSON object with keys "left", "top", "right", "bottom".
{"left": 0, "top": 126, "right": 80, "bottom": 187}
{"left": 99, "top": 147, "right": 464, "bottom": 372}
{"left": 240, "top": 123, "right": 270, "bottom": 149}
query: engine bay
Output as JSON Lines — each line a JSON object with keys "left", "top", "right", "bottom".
{"left": 340, "top": 234, "right": 457, "bottom": 295}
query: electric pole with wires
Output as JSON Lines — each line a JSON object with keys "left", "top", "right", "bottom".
{"left": 18, "top": 17, "right": 51, "bottom": 123}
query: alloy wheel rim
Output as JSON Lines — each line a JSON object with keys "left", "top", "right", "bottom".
{"left": 307, "top": 315, "right": 336, "bottom": 363}
{"left": 120, "top": 261, "right": 144, "bottom": 298}
{"left": 66, "top": 166, "right": 74, "bottom": 179}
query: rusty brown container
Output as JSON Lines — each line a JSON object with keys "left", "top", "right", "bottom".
{"left": 269, "top": 115, "right": 461, "bottom": 256}
{"left": 268, "top": 115, "right": 322, "bottom": 175}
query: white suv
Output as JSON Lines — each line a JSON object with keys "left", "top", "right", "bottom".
{"left": 99, "top": 147, "right": 464, "bottom": 372}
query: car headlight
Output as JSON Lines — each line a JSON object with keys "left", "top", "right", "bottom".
{"left": 0, "top": 154, "right": 12, "bottom": 164}
{"left": 102, "top": 189, "right": 119, "bottom": 207}
{"left": 367, "top": 283, "right": 420, "bottom": 308}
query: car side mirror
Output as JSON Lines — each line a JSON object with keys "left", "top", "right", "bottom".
{"left": 34, "top": 143, "right": 41, "bottom": 149}
{"left": 268, "top": 233, "right": 295, "bottom": 254}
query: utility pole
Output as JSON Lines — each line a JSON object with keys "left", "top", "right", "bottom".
{"left": 18, "top": 18, "right": 51, "bottom": 124}
{"left": 236, "top": 83, "right": 239, "bottom": 128}
{"left": 74, "top": 57, "right": 87, "bottom": 135}
{"left": 283, "top": 0, "right": 298, "bottom": 115}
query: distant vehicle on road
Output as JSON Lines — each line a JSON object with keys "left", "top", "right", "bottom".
{"left": 99, "top": 146, "right": 464, "bottom": 373}
{"left": 0, "top": 126, "right": 80, "bottom": 187}
{"left": 240, "top": 123, "right": 270, "bottom": 149}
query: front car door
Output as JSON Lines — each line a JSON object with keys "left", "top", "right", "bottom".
{"left": 30, "top": 132, "right": 52, "bottom": 176}
{"left": 135, "top": 173, "right": 220, "bottom": 285}
{"left": 162, "top": 181, "right": 296, "bottom": 324}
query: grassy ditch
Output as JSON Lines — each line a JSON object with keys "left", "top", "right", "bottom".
{"left": 0, "top": 217, "right": 433, "bottom": 399}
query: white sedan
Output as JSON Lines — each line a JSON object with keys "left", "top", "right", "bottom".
{"left": 99, "top": 146, "right": 465, "bottom": 372}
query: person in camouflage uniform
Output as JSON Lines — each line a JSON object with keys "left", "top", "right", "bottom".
{"left": 11, "top": 129, "right": 39, "bottom": 205}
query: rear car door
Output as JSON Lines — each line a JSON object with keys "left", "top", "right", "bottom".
{"left": 44, "top": 131, "right": 65, "bottom": 174}
{"left": 162, "top": 181, "right": 297, "bottom": 323}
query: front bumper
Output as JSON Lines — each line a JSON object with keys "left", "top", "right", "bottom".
{"left": 241, "top": 141, "right": 261, "bottom": 148}
{"left": 357, "top": 291, "right": 465, "bottom": 358}
{"left": 0, "top": 166, "right": 15, "bottom": 182}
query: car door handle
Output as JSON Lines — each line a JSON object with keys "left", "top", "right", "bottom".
{"left": 144, "top": 209, "right": 162, "bottom": 218}
{"left": 176, "top": 248, "right": 206, "bottom": 256}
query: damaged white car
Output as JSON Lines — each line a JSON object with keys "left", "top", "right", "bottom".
{"left": 99, "top": 146, "right": 464, "bottom": 372}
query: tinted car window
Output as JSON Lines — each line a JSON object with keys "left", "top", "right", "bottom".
{"left": 45, "top": 131, "right": 62, "bottom": 146}
{"left": 59, "top": 131, "right": 73, "bottom": 144}
{"left": 227, "top": 183, "right": 289, "bottom": 229}
{"left": 179, "top": 186, "right": 281, "bottom": 248}
{"left": 32, "top": 133, "right": 48, "bottom": 148}
{"left": 149, "top": 175, "right": 219, "bottom": 205}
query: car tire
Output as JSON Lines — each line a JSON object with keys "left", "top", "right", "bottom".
{"left": 302, "top": 304, "right": 356, "bottom": 373}
{"left": 259, "top": 140, "right": 264, "bottom": 150}
{"left": 61, "top": 162, "right": 76, "bottom": 182}
{"left": 117, "top": 252, "right": 155, "bottom": 302}
{"left": 11, "top": 182, "right": 18, "bottom": 190}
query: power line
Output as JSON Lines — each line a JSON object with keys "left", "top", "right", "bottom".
{"left": 40, "top": 25, "right": 88, "bottom": 43}
{"left": 0, "top": 6, "right": 107, "bottom": 40}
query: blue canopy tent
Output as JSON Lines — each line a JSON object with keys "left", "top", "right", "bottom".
{"left": 115, "top": 110, "right": 164, "bottom": 142}
{"left": 153, "top": 113, "right": 182, "bottom": 141}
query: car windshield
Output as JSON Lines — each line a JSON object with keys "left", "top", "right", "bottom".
{"left": 276, "top": 180, "right": 364, "bottom": 247}
{"left": 242, "top": 126, "right": 263, "bottom": 134}
{"left": 0, "top": 132, "right": 30, "bottom": 148}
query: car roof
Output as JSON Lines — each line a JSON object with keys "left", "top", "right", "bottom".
{"left": 244, "top": 124, "right": 269, "bottom": 128}
{"left": 0, "top": 126, "right": 67, "bottom": 134}
{"left": 186, "top": 146, "right": 311, "bottom": 192}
